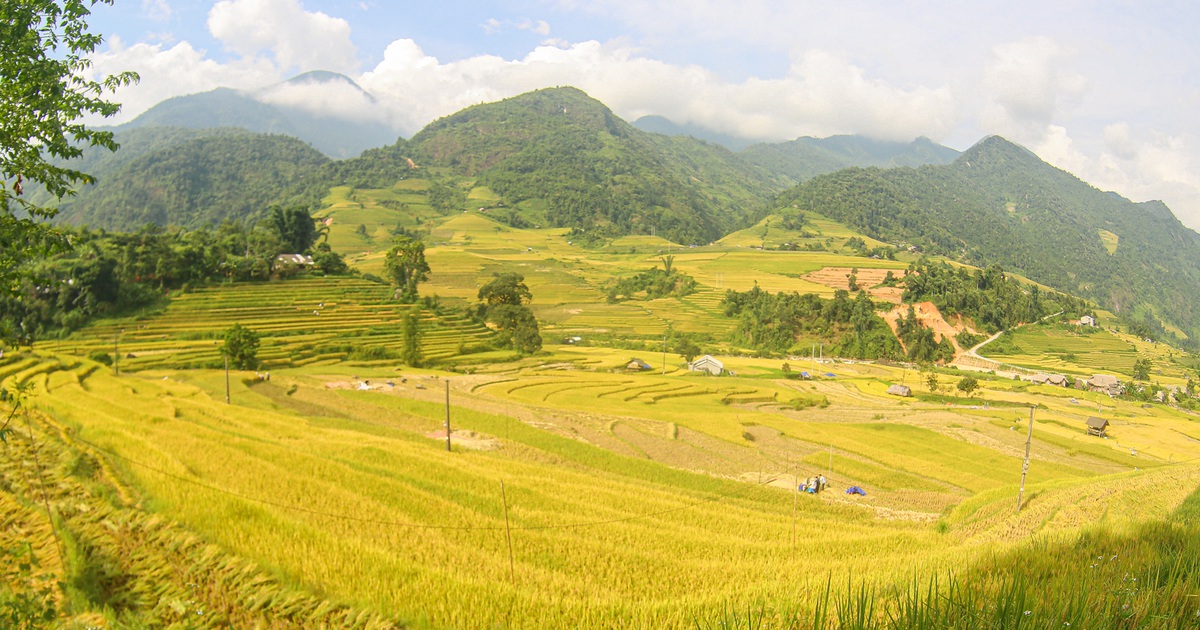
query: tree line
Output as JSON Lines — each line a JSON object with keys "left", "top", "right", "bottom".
{"left": 0, "top": 207, "right": 345, "bottom": 344}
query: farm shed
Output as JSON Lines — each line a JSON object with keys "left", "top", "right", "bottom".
{"left": 1086, "top": 416, "right": 1109, "bottom": 437}
{"left": 688, "top": 355, "right": 724, "bottom": 376}
{"left": 886, "top": 384, "right": 912, "bottom": 397}
{"left": 626, "top": 358, "right": 653, "bottom": 371}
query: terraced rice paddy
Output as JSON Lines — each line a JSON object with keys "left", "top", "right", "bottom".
{"left": 56, "top": 277, "right": 494, "bottom": 370}
{"left": 4, "top": 346, "right": 1198, "bottom": 627}
{"left": 981, "top": 323, "right": 1194, "bottom": 385}
{"left": 6, "top": 204, "right": 1200, "bottom": 628}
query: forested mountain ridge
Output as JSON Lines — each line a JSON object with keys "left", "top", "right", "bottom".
{"left": 117, "top": 72, "right": 399, "bottom": 158}
{"left": 778, "top": 135, "right": 1200, "bottom": 345}
{"left": 408, "top": 87, "right": 777, "bottom": 244}
{"left": 54, "top": 130, "right": 332, "bottom": 231}
{"left": 741, "top": 135, "right": 960, "bottom": 186}
{"left": 41, "top": 85, "right": 958, "bottom": 244}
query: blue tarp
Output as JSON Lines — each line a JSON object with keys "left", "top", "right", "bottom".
{"left": 824, "top": 372, "right": 835, "bottom": 378}
{"left": 845, "top": 486, "right": 866, "bottom": 496}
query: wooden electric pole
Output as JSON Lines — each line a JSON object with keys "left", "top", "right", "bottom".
{"left": 224, "top": 355, "right": 230, "bottom": 404}
{"left": 1017, "top": 406, "right": 1034, "bottom": 513}
{"left": 444, "top": 380, "right": 452, "bottom": 452}
{"left": 501, "top": 480, "right": 515, "bottom": 583}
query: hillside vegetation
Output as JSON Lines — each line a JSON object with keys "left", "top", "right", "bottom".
{"left": 778, "top": 136, "right": 1200, "bottom": 347}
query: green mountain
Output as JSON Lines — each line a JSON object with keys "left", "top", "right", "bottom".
{"left": 741, "top": 135, "right": 960, "bottom": 186}
{"left": 54, "top": 129, "right": 330, "bottom": 230}
{"left": 408, "top": 87, "right": 777, "bottom": 244}
{"left": 119, "top": 72, "right": 398, "bottom": 158}
{"left": 778, "top": 135, "right": 1200, "bottom": 344}
{"left": 632, "top": 115, "right": 759, "bottom": 151}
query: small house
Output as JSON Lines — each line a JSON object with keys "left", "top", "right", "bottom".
{"left": 1046, "top": 374, "right": 1069, "bottom": 387}
{"left": 688, "top": 355, "right": 724, "bottom": 376}
{"left": 274, "top": 253, "right": 314, "bottom": 269}
{"left": 1087, "top": 374, "right": 1123, "bottom": 396}
{"left": 1086, "top": 416, "right": 1109, "bottom": 437}
{"left": 626, "top": 358, "right": 653, "bottom": 372}
{"left": 887, "top": 384, "right": 912, "bottom": 397}
{"left": 1030, "top": 373, "right": 1050, "bottom": 385}
{"left": 1080, "top": 315, "right": 1096, "bottom": 327}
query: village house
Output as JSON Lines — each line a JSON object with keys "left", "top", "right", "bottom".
{"left": 274, "top": 253, "right": 314, "bottom": 270}
{"left": 1086, "top": 416, "right": 1109, "bottom": 437}
{"left": 1079, "top": 315, "right": 1096, "bottom": 327}
{"left": 1030, "top": 373, "right": 1069, "bottom": 387}
{"left": 688, "top": 355, "right": 724, "bottom": 376}
{"left": 1086, "top": 374, "right": 1123, "bottom": 396}
{"left": 887, "top": 384, "right": 912, "bottom": 397}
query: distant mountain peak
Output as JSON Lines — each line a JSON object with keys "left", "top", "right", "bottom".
{"left": 957, "top": 135, "right": 1041, "bottom": 165}
{"left": 285, "top": 70, "right": 360, "bottom": 86}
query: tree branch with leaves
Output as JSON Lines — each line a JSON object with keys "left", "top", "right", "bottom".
{"left": 0, "top": 0, "right": 137, "bottom": 334}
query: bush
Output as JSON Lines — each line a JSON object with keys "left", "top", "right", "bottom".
{"left": 87, "top": 351, "right": 112, "bottom": 366}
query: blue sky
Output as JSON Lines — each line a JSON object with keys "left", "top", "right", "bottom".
{"left": 84, "top": 0, "right": 1200, "bottom": 229}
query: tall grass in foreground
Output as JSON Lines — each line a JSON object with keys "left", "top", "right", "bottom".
{"left": 696, "top": 488, "right": 1200, "bottom": 629}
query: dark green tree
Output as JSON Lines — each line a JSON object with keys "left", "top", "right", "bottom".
{"left": 269, "top": 205, "right": 319, "bottom": 254}
{"left": 1, "top": 0, "right": 137, "bottom": 337}
{"left": 384, "top": 237, "right": 429, "bottom": 303}
{"left": 221, "top": 323, "right": 260, "bottom": 370}
{"left": 1132, "top": 358, "right": 1152, "bottom": 381}
{"left": 672, "top": 335, "right": 702, "bottom": 363}
{"left": 956, "top": 375, "right": 979, "bottom": 397}
{"left": 486, "top": 304, "right": 542, "bottom": 354}
{"left": 401, "top": 307, "right": 423, "bottom": 367}
{"left": 477, "top": 274, "right": 542, "bottom": 354}
{"left": 478, "top": 272, "right": 532, "bottom": 306}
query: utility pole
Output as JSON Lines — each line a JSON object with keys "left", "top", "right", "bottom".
{"left": 501, "top": 480, "right": 515, "bottom": 583}
{"left": 113, "top": 329, "right": 120, "bottom": 376}
{"left": 662, "top": 334, "right": 668, "bottom": 375}
{"left": 1017, "top": 406, "right": 1034, "bottom": 513}
{"left": 444, "top": 380, "right": 452, "bottom": 452}
{"left": 791, "top": 457, "right": 798, "bottom": 560}
{"left": 224, "top": 355, "right": 230, "bottom": 404}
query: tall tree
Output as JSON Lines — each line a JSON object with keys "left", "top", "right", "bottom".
{"left": 401, "top": 307, "right": 423, "bottom": 367}
{"left": 384, "top": 236, "right": 429, "bottom": 303}
{"left": 477, "top": 272, "right": 532, "bottom": 306}
{"left": 269, "top": 205, "right": 319, "bottom": 254}
{"left": 1, "top": 0, "right": 137, "bottom": 323}
{"left": 221, "top": 323, "right": 260, "bottom": 370}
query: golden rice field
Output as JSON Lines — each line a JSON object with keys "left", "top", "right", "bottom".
{"left": 4, "top": 341, "right": 1199, "bottom": 627}
{"left": 5, "top": 200, "right": 1200, "bottom": 627}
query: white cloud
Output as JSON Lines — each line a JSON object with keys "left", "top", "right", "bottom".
{"left": 207, "top": 0, "right": 358, "bottom": 74}
{"left": 255, "top": 77, "right": 395, "bottom": 127}
{"left": 981, "top": 36, "right": 1087, "bottom": 145}
{"left": 84, "top": 36, "right": 281, "bottom": 125}
{"left": 358, "top": 39, "right": 955, "bottom": 142}
{"left": 140, "top": 0, "right": 172, "bottom": 21}
{"left": 481, "top": 18, "right": 552, "bottom": 37}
